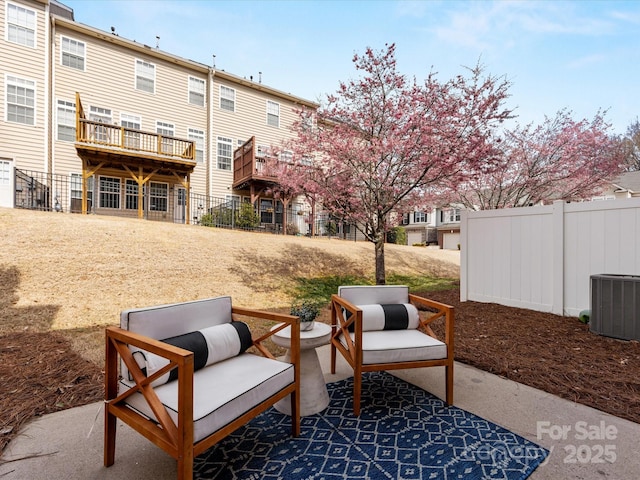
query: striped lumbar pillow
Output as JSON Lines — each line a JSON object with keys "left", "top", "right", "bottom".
{"left": 347, "top": 304, "right": 420, "bottom": 332}
{"left": 132, "top": 321, "right": 252, "bottom": 385}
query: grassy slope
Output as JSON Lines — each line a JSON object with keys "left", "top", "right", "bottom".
{"left": 0, "top": 208, "right": 459, "bottom": 363}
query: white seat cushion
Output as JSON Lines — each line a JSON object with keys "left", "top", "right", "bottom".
{"left": 340, "top": 329, "right": 447, "bottom": 365}
{"left": 120, "top": 353, "right": 294, "bottom": 443}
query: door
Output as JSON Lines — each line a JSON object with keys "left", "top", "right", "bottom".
{"left": 175, "top": 187, "right": 186, "bottom": 224}
{"left": 443, "top": 232, "right": 460, "bottom": 250}
{"left": 0, "top": 159, "right": 13, "bottom": 208}
{"left": 407, "top": 230, "right": 422, "bottom": 246}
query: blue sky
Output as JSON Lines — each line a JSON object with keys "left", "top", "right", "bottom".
{"left": 62, "top": 0, "right": 640, "bottom": 135}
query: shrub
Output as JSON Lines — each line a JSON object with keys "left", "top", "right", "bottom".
{"left": 286, "top": 222, "right": 299, "bottom": 235}
{"left": 200, "top": 213, "right": 214, "bottom": 227}
{"left": 387, "top": 226, "right": 406, "bottom": 245}
{"left": 235, "top": 202, "right": 260, "bottom": 229}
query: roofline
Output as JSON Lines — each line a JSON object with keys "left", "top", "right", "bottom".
{"left": 50, "top": 15, "right": 319, "bottom": 109}
{"left": 212, "top": 70, "right": 319, "bottom": 109}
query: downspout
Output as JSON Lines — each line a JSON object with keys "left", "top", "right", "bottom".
{"left": 45, "top": 7, "right": 52, "bottom": 174}
{"left": 207, "top": 68, "right": 214, "bottom": 198}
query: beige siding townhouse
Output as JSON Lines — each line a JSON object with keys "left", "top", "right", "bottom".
{"left": 0, "top": 0, "right": 49, "bottom": 206}
{"left": 0, "top": 0, "right": 318, "bottom": 226}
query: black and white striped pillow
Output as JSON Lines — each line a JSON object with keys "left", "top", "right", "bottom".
{"left": 347, "top": 303, "right": 420, "bottom": 332}
{"left": 132, "top": 321, "right": 252, "bottom": 385}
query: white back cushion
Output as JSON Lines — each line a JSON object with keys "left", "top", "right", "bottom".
{"left": 121, "top": 296, "right": 233, "bottom": 339}
{"left": 338, "top": 285, "right": 409, "bottom": 305}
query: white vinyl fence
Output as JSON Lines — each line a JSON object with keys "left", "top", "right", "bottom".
{"left": 460, "top": 198, "right": 640, "bottom": 317}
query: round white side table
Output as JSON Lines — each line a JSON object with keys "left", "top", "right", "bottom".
{"left": 271, "top": 322, "right": 331, "bottom": 416}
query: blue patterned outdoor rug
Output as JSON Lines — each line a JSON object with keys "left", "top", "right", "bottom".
{"left": 194, "top": 371, "right": 548, "bottom": 479}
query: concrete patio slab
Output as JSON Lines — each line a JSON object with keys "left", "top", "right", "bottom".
{"left": 1, "top": 345, "right": 638, "bottom": 479}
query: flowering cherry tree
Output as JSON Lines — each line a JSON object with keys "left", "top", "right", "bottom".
{"left": 619, "top": 118, "right": 640, "bottom": 172}
{"left": 452, "top": 110, "right": 624, "bottom": 210}
{"left": 274, "top": 44, "right": 513, "bottom": 284}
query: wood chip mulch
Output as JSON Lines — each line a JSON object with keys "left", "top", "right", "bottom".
{"left": 2, "top": 288, "right": 639, "bottom": 454}
{"left": 0, "top": 332, "right": 104, "bottom": 453}
{"left": 425, "top": 289, "right": 640, "bottom": 426}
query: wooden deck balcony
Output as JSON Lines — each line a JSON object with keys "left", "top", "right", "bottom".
{"left": 232, "top": 136, "right": 277, "bottom": 190}
{"left": 74, "top": 93, "right": 196, "bottom": 169}
{"left": 73, "top": 92, "right": 196, "bottom": 220}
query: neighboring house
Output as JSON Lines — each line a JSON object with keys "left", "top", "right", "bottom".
{"left": 594, "top": 171, "right": 640, "bottom": 200}
{"left": 402, "top": 206, "right": 462, "bottom": 250}
{"left": 1, "top": 0, "right": 317, "bottom": 225}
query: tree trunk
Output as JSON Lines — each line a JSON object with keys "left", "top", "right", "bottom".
{"left": 375, "top": 237, "right": 386, "bottom": 285}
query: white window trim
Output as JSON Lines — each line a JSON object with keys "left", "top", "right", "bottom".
{"left": 56, "top": 99, "right": 76, "bottom": 141}
{"left": 5, "top": 74, "right": 36, "bottom": 125}
{"left": 6, "top": 2, "right": 37, "bottom": 48}
{"left": 60, "top": 35, "right": 86, "bottom": 71}
{"left": 220, "top": 85, "right": 236, "bottom": 112}
{"left": 188, "top": 128, "right": 205, "bottom": 164}
{"left": 156, "top": 120, "right": 175, "bottom": 136}
{"left": 135, "top": 58, "right": 156, "bottom": 94}
{"left": 149, "top": 181, "right": 168, "bottom": 212}
{"left": 217, "top": 136, "right": 233, "bottom": 170}
{"left": 121, "top": 113, "right": 142, "bottom": 149}
{"left": 88, "top": 105, "right": 112, "bottom": 123}
{"left": 120, "top": 112, "right": 141, "bottom": 129}
{"left": 98, "top": 175, "right": 121, "bottom": 209}
{"left": 266, "top": 100, "right": 280, "bottom": 127}
{"left": 188, "top": 76, "right": 205, "bottom": 107}
{"left": 156, "top": 121, "right": 175, "bottom": 155}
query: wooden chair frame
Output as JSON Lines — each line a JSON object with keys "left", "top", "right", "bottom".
{"left": 105, "top": 307, "right": 300, "bottom": 480}
{"left": 330, "top": 292, "right": 454, "bottom": 416}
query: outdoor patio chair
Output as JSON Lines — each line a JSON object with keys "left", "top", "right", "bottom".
{"left": 330, "top": 285, "right": 454, "bottom": 415}
{"left": 104, "top": 296, "right": 300, "bottom": 480}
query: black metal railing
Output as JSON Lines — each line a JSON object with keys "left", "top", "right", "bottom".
{"left": 13, "top": 169, "right": 361, "bottom": 240}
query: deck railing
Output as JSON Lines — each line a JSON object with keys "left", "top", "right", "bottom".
{"left": 75, "top": 93, "right": 195, "bottom": 161}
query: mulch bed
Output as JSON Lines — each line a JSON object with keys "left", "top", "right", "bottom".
{"left": 1, "top": 289, "right": 639, "bottom": 453}
{"left": 0, "top": 332, "right": 103, "bottom": 452}
{"left": 426, "top": 289, "right": 640, "bottom": 425}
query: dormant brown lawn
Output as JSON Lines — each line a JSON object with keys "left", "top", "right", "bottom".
{"left": 0, "top": 208, "right": 459, "bottom": 364}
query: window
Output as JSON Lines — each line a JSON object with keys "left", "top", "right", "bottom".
{"left": 56, "top": 100, "right": 75, "bottom": 141}
{"left": 402, "top": 213, "right": 410, "bottom": 225}
{"left": 149, "top": 182, "right": 168, "bottom": 211}
{"left": 279, "top": 150, "right": 293, "bottom": 163}
{"left": 188, "top": 128, "right": 205, "bottom": 163}
{"left": 125, "top": 179, "right": 140, "bottom": 210}
{"left": 220, "top": 85, "right": 235, "bottom": 112}
{"left": 135, "top": 59, "right": 155, "bottom": 93}
{"left": 188, "top": 76, "right": 205, "bottom": 106}
{"left": 414, "top": 211, "right": 428, "bottom": 223}
{"left": 61, "top": 36, "right": 85, "bottom": 70}
{"left": 260, "top": 198, "right": 273, "bottom": 224}
{"left": 226, "top": 194, "right": 240, "bottom": 210}
{"left": 7, "top": 2, "right": 36, "bottom": 48}
{"left": 156, "top": 121, "right": 174, "bottom": 154}
{"left": 217, "top": 136, "right": 232, "bottom": 170}
{"left": 99, "top": 176, "right": 120, "bottom": 209}
{"left": 266, "top": 100, "right": 279, "bottom": 127}
{"left": 301, "top": 110, "right": 314, "bottom": 130}
{"left": 121, "top": 113, "right": 141, "bottom": 148}
{"left": 444, "top": 208, "right": 461, "bottom": 223}
{"left": 70, "top": 173, "right": 93, "bottom": 212}
{"left": 89, "top": 105, "right": 112, "bottom": 143}
{"left": 6, "top": 75, "right": 35, "bottom": 125}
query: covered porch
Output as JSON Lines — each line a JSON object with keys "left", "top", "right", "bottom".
{"left": 232, "top": 136, "right": 314, "bottom": 235}
{"left": 74, "top": 93, "right": 197, "bottom": 223}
